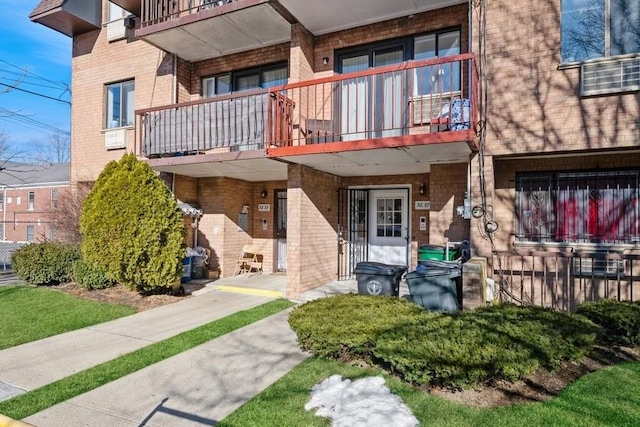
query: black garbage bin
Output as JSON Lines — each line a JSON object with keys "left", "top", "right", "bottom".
{"left": 354, "top": 262, "right": 407, "bottom": 297}
{"left": 406, "top": 260, "right": 462, "bottom": 312}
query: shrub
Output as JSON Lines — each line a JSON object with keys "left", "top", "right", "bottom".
{"left": 289, "top": 298, "right": 599, "bottom": 390}
{"left": 374, "top": 304, "right": 599, "bottom": 389}
{"left": 288, "top": 294, "right": 426, "bottom": 359}
{"left": 80, "top": 153, "right": 185, "bottom": 293}
{"left": 12, "top": 242, "right": 80, "bottom": 286}
{"left": 73, "top": 259, "right": 115, "bottom": 290}
{"left": 577, "top": 299, "right": 640, "bottom": 345}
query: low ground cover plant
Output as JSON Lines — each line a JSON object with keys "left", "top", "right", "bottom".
{"left": 289, "top": 295, "right": 600, "bottom": 389}
{"left": 12, "top": 241, "right": 80, "bottom": 285}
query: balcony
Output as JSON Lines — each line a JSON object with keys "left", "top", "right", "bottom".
{"left": 136, "top": 0, "right": 292, "bottom": 61}
{"left": 137, "top": 54, "right": 477, "bottom": 179}
{"left": 133, "top": 0, "right": 467, "bottom": 61}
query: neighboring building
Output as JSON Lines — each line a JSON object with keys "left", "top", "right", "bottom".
{"left": 0, "top": 162, "right": 70, "bottom": 243}
{"left": 30, "top": 0, "right": 639, "bottom": 301}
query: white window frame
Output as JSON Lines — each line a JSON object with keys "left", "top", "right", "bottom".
{"left": 26, "top": 225, "right": 34, "bottom": 242}
{"left": 105, "top": 80, "right": 135, "bottom": 129}
{"left": 51, "top": 189, "right": 58, "bottom": 209}
{"left": 28, "top": 191, "right": 35, "bottom": 211}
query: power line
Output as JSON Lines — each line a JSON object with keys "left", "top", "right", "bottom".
{"left": 0, "top": 60, "right": 69, "bottom": 92}
{"left": 0, "top": 107, "right": 69, "bottom": 136}
{"left": 0, "top": 82, "right": 70, "bottom": 105}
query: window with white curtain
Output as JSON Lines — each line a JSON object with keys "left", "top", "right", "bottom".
{"left": 108, "top": 1, "right": 127, "bottom": 21}
{"left": 201, "top": 64, "right": 288, "bottom": 97}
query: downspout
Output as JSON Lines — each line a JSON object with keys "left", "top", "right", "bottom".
{"left": 173, "top": 53, "right": 178, "bottom": 104}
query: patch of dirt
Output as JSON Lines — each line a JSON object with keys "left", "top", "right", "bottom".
{"left": 429, "top": 345, "right": 640, "bottom": 407}
{"left": 54, "top": 282, "right": 188, "bottom": 312}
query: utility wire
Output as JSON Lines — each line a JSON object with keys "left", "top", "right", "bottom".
{"left": 0, "top": 82, "right": 70, "bottom": 105}
{"left": 0, "top": 107, "right": 69, "bottom": 136}
{"left": 0, "top": 59, "right": 69, "bottom": 92}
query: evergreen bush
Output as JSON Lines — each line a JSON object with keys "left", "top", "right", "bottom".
{"left": 288, "top": 294, "right": 430, "bottom": 358}
{"left": 289, "top": 298, "right": 599, "bottom": 389}
{"left": 73, "top": 259, "right": 115, "bottom": 290}
{"left": 577, "top": 299, "right": 640, "bottom": 345}
{"left": 12, "top": 242, "right": 80, "bottom": 285}
{"left": 80, "top": 153, "right": 185, "bottom": 292}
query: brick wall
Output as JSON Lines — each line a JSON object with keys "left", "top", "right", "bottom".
{"left": 474, "top": 0, "right": 640, "bottom": 156}
{"left": 428, "top": 163, "right": 470, "bottom": 246}
{"left": 286, "top": 164, "right": 341, "bottom": 297}
{"left": 0, "top": 185, "right": 70, "bottom": 242}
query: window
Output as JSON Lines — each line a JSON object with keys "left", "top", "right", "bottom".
{"left": 201, "top": 64, "right": 287, "bottom": 97}
{"left": 376, "top": 198, "right": 403, "bottom": 238}
{"left": 413, "top": 30, "right": 461, "bottom": 95}
{"left": 26, "top": 225, "right": 34, "bottom": 242}
{"left": 0, "top": 191, "right": 4, "bottom": 211}
{"left": 28, "top": 191, "right": 35, "bottom": 211}
{"left": 108, "top": 1, "right": 127, "bottom": 21}
{"left": 106, "top": 80, "right": 135, "bottom": 128}
{"left": 51, "top": 189, "right": 58, "bottom": 209}
{"left": 516, "top": 170, "right": 640, "bottom": 244}
{"left": 49, "top": 227, "right": 57, "bottom": 241}
{"left": 562, "top": 0, "right": 640, "bottom": 62}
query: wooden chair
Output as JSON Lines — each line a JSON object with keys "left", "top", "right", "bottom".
{"left": 233, "top": 244, "right": 263, "bottom": 275}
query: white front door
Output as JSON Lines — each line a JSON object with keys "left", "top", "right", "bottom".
{"left": 368, "top": 189, "right": 409, "bottom": 266}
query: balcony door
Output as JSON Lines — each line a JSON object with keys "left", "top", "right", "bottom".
{"left": 338, "top": 46, "right": 406, "bottom": 141}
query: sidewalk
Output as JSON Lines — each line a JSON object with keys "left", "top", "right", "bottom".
{"left": 0, "top": 287, "right": 309, "bottom": 426}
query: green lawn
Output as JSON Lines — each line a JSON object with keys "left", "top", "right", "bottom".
{"left": 0, "top": 285, "right": 137, "bottom": 350}
{"left": 219, "top": 357, "right": 640, "bottom": 427}
{"left": 0, "top": 298, "right": 294, "bottom": 420}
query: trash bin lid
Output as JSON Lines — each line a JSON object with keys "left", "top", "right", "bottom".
{"left": 354, "top": 262, "right": 406, "bottom": 276}
{"left": 417, "top": 259, "right": 461, "bottom": 270}
{"left": 406, "top": 269, "right": 451, "bottom": 279}
{"left": 418, "top": 244, "right": 445, "bottom": 251}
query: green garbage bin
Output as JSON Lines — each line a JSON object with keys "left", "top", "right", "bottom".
{"left": 418, "top": 245, "right": 457, "bottom": 261}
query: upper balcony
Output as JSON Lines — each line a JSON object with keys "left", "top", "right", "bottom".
{"left": 136, "top": 54, "right": 478, "bottom": 180}
{"left": 127, "top": 0, "right": 466, "bottom": 61}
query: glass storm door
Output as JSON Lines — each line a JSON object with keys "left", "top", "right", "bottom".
{"left": 368, "top": 189, "right": 409, "bottom": 266}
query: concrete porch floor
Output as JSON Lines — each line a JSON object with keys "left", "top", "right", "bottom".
{"left": 193, "top": 273, "right": 411, "bottom": 302}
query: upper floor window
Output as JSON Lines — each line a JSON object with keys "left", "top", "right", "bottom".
{"left": 0, "top": 191, "right": 4, "bottom": 211}
{"left": 515, "top": 169, "right": 639, "bottom": 244}
{"left": 106, "top": 80, "right": 135, "bottom": 129}
{"left": 51, "top": 189, "right": 58, "bottom": 209}
{"left": 202, "top": 64, "right": 288, "bottom": 97}
{"left": 108, "top": 1, "right": 127, "bottom": 21}
{"left": 28, "top": 191, "right": 35, "bottom": 211}
{"left": 562, "top": 0, "right": 640, "bottom": 63}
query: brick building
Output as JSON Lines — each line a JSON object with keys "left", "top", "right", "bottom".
{"left": 30, "top": 0, "right": 639, "bottom": 301}
{"left": 0, "top": 162, "right": 70, "bottom": 243}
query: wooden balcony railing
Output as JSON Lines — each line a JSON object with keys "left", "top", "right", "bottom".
{"left": 136, "top": 54, "right": 477, "bottom": 158}
{"left": 141, "top": 0, "right": 238, "bottom": 27}
{"left": 493, "top": 249, "right": 640, "bottom": 311}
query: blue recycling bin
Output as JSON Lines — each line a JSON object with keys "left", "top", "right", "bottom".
{"left": 181, "top": 257, "right": 192, "bottom": 283}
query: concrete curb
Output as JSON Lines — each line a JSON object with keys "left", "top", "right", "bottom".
{"left": 0, "top": 414, "right": 33, "bottom": 427}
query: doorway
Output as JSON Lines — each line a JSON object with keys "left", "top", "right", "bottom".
{"left": 337, "top": 187, "right": 410, "bottom": 279}
{"left": 275, "top": 189, "right": 287, "bottom": 271}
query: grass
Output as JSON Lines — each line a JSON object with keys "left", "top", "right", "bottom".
{"left": 219, "top": 357, "right": 640, "bottom": 427}
{"left": 0, "top": 298, "right": 294, "bottom": 420}
{"left": 0, "top": 285, "right": 137, "bottom": 350}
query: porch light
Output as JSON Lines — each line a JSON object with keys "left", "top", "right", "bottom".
{"left": 261, "top": 189, "right": 268, "bottom": 198}
{"left": 418, "top": 183, "right": 426, "bottom": 195}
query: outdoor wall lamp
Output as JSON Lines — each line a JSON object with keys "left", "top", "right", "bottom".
{"left": 322, "top": 57, "right": 329, "bottom": 65}
{"left": 418, "top": 182, "right": 426, "bottom": 195}
{"left": 261, "top": 189, "right": 268, "bottom": 198}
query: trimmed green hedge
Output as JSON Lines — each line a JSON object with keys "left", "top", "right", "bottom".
{"left": 289, "top": 296, "right": 599, "bottom": 389}
{"left": 577, "top": 299, "right": 640, "bottom": 345}
{"left": 12, "top": 242, "right": 80, "bottom": 286}
{"left": 289, "top": 294, "right": 426, "bottom": 359}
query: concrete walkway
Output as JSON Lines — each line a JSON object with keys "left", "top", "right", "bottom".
{"left": 0, "top": 286, "right": 309, "bottom": 426}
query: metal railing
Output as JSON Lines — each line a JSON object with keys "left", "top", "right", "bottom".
{"left": 141, "top": 0, "right": 238, "bottom": 27}
{"left": 136, "top": 54, "right": 477, "bottom": 157}
{"left": 492, "top": 249, "right": 640, "bottom": 311}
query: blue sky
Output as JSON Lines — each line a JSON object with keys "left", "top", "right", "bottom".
{"left": 0, "top": 0, "right": 72, "bottom": 158}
